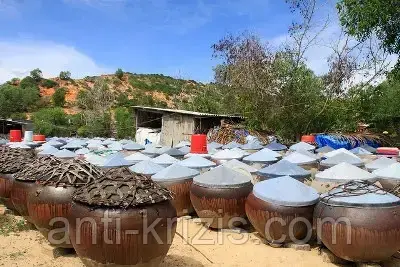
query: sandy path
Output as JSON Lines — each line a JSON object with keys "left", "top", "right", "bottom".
{"left": 0, "top": 214, "right": 338, "bottom": 267}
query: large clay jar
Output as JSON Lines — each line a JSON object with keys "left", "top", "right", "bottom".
{"left": 190, "top": 166, "right": 252, "bottom": 229}
{"left": 68, "top": 167, "right": 177, "bottom": 267}
{"left": 246, "top": 176, "right": 319, "bottom": 245}
{"left": 152, "top": 163, "right": 199, "bottom": 216}
{"left": 0, "top": 147, "right": 35, "bottom": 211}
{"left": 27, "top": 159, "right": 102, "bottom": 248}
{"left": 257, "top": 160, "right": 311, "bottom": 183}
{"left": 314, "top": 181, "right": 400, "bottom": 263}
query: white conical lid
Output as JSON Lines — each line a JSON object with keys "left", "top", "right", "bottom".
{"left": 222, "top": 141, "right": 242, "bottom": 149}
{"left": 157, "top": 147, "right": 170, "bottom": 155}
{"left": 124, "top": 152, "right": 151, "bottom": 162}
{"left": 108, "top": 142, "right": 123, "bottom": 151}
{"left": 175, "top": 140, "right": 191, "bottom": 148}
{"left": 129, "top": 160, "right": 164, "bottom": 175}
{"left": 265, "top": 142, "right": 287, "bottom": 151}
{"left": 324, "top": 148, "right": 358, "bottom": 159}
{"left": 222, "top": 159, "right": 258, "bottom": 173}
{"left": 284, "top": 152, "right": 317, "bottom": 165}
{"left": 38, "top": 146, "right": 59, "bottom": 156}
{"left": 61, "top": 142, "right": 83, "bottom": 149}
{"left": 258, "top": 160, "right": 311, "bottom": 178}
{"left": 350, "top": 147, "right": 372, "bottom": 155}
{"left": 230, "top": 147, "right": 250, "bottom": 156}
{"left": 259, "top": 148, "right": 282, "bottom": 158}
{"left": 315, "top": 162, "right": 376, "bottom": 182}
{"left": 75, "top": 148, "right": 90, "bottom": 155}
{"left": 142, "top": 145, "right": 161, "bottom": 155}
{"left": 296, "top": 149, "right": 319, "bottom": 160}
{"left": 254, "top": 176, "right": 319, "bottom": 206}
{"left": 179, "top": 155, "right": 216, "bottom": 168}
{"left": 85, "top": 154, "right": 107, "bottom": 166}
{"left": 320, "top": 152, "right": 363, "bottom": 167}
{"left": 178, "top": 146, "right": 190, "bottom": 154}
{"left": 241, "top": 142, "right": 263, "bottom": 150}
{"left": 208, "top": 142, "right": 223, "bottom": 150}
{"left": 366, "top": 157, "right": 397, "bottom": 171}
{"left": 151, "top": 154, "right": 179, "bottom": 165}
{"left": 373, "top": 163, "right": 400, "bottom": 180}
{"left": 193, "top": 166, "right": 252, "bottom": 188}
{"left": 46, "top": 140, "right": 63, "bottom": 147}
{"left": 123, "top": 142, "right": 144, "bottom": 151}
{"left": 164, "top": 148, "right": 186, "bottom": 157}
{"left": 151, "top": 163, "right": 199, "bottom": 181}
{"left": 243, "top": 149, "right": 278, "bottom": 163}
{"left": 102, "top": 153, "right": 133, "bottom": 168}
{"left": 289, "top": 142, "right": 315, "bottom": 151}
{"left": 211, "top": 149, "right": 244, "bottom": 160}
{"left": 53, "top": 149, "right": 76, "bottom": 158}
{"left": 315, "top": 146, "right": 334, "bottom": 153}
{"left": 360, "top": 144, "right": 377, "bottom": 153}
{"left": 9, "top": 143, "right": 31, "bottom": 149}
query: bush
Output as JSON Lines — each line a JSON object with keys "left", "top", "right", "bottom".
{"left": 41, "top": 79, "right": 58, "bottom": 88}
{"left": 59, "top": 71, "right": 71, "bottom": 80}
{"left": 81, "top": 111, "right": 112, "bottom": 137}
{"left": 115, "top": 68, "right": 124, "bottom": 80}
{"left": 8, "top": 78, "right": 20, "bottom": 86}
{"left": 10, "top": 113, "right": 27, "bottom": 120}
{"left": 19, "top": 76, "right": 38, "bottom": 89}
{"left": 32, "top": 108, "right": 71, "bottom": 136}
{"left": 0, "top": 84, "right": 40, "bottom": 118}
{"left": 30, "top": 68, "right": 43, "bottom": 82}
{"left": 115, "top": 107, "right": 134, "bottom": 138}
{"left": 52, "top": 87, "right": 67, "bottom": 107}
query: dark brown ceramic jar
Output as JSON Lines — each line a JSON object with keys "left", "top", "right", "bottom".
{"left": 190, "top": 166, "right": 253, "bottom": 229}
{"left": 314, "top": 181, "right": 400, "bottom": 263}
{"left": 245, "top": 176, "right": 319, "bottom": 245}
{"left": 151, "top": 164, "right": 200, "bottom": 216}
{"left": 27, "top": 159, "right": 102, "bottom": 248}
{"left": 68, "top": 168, "right": 177, "bottom": 267}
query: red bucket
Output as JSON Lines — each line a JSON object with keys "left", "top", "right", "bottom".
{"left": 33, "top": 134, "right": 46, "bottom": 142}
{"left": 301, "top": 135, "right": 315, "bottom": 144}
{"left": 9, "top": 130, "right": 22, "bottom": 142}
{"left": 190, "top": 134, "right": 208, "bottom": 154}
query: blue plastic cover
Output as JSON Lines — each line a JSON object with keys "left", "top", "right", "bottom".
{"left": 253, "top": 176, "right": 319, "bottom": 206}
{"left": 315, "top": 134, "right": 380, "bottom": 150}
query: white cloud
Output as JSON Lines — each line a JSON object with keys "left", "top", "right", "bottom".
{"left": 0, "top": 40, "right": 111, "bottom": 83}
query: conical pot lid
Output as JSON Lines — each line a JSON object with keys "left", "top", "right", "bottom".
{"left": 373, "top": 163, "right": 400, "bottom": 180}
{"left": 315, "top": 162, "right": 376, "bottom": 182}
{"left": 142, "top": 146, "right": 161, "bottom": 155}
{"left": 46, "top": 140, "right": 63, "bottom": 147}
{"left": 259, "top": 148, "right": 282, "bottom": 158}
{"left": 289, "top": 142, "right": 315, "bottom": 151}
{"left": 75, "top": 147, "right": 90, "bottom": 155}
{"left": 85, "top": 153, "right": 107, "bottom": 166}
{"left": 53, "top": 149, "right": 77, "bottom": 159}
{"left": 230, "top": 147, "right": 250, "bottom": 156}
{"left": 320, "top": 152, "right": 363, "bottom": 167}
{"left": 241, "top": 142, "right": 263, "bottom": 150}
{"left": 211, "top": 149, "right": 244, "bottom": 160}
{"left": 193, "top": 166, "right": 252, "bottom": 188}
{"left": 243, "top": 149, "right": 278, "bottom": 163}
{"left": 222, "top": 141, "right": 242, "bottom": 149}
{"left": 164, "top": 148, "right": 186, "bottom": 157}
{"left": 9, "top": 143, "right": 31, "bottom": 149}
{"left": 38, "top": 146, "right": 59, "bottom": 156}
{"left": 179, "top": 155, "right": 216, "bottom": 168}
{"left": 123, "top": 143, "right": 145, "bottom": 151}
{"left": 129, "top": 160, "right": 165, "bottom": 175}
{"left": 296, "top": 149, "right": 319, "bottom": 160}
{"left": 350, "top": 147, "right": 372, "bottom": 155}
{"left": 323, "top": 148, "right": 358, "bottom": 159}
{"left": 361, "top": 144, "right": 377, "bottom": 153}
{"left": 124, "top": 152, "right": 151, "bottom": 163}
{"left": 208, "top": 142, "right": 223, "bottom": 150}
{"left": 175, "top": 140, "right": 191, "bottom": 148}
{"left": 61, "top": 142, "right": 83, "bottom": 149}
{"left": 72, "top": 168, "right": 172, "bottom": 208}
{"left": 366, "top": 157, "right": 396, "bottom": 171}
{"left": 14, "top": 156, "right": 62, "bottom": 181}
{"left": 102, "top": 153, "right": 133, "bottom": 168}
{"left": 265, "top": 142, "right": 287, "bottom": 151}
{"left": 320, "top": 180, "right": 400, "bottom": 207}
{"left": 222, "top": 159, "right": 258, "bottom": 174}
{"left": 157, "top": 147, "right": 170, "bottom": 155}
{"left": 315, "top": 146, "right": 334, "bottom": 153}
{"left": 108, "top": 142, "right": 123, "bottom": 151}
{"left": 151, "top": 154, "right": 179, "bottom": 165}
{"left": 178, "top": 146, "right": 190, "bottom": 154}
{"left": 151, "top": 163, "right": 199, "bottom": 182}
{"left": 257, "top": 160, "right": 311, "bottom": 178}
{"left": 253, "top": 176, "right": 319, "bottom": 207}
{"left": 37, "top": 159, "right": 103, "bottom": 187}
{"left": 284, "top": 152, "right": 317, "bottom": 165}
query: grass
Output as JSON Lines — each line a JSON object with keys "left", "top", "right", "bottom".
{"left": 0, "top": 214, "right": 31, "bottom": 236}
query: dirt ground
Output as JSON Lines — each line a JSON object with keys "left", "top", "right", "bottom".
{"left": 0, "top": 208, "right": 338, "bottom": 267}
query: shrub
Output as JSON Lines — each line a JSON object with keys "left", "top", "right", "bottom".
{"left": 10, "top": 113, "right": 27, "bottom": 120}
{"left": 0, "top": 84, "right": 40, "bottom": 118}
{"left": 32, "top": 108, "right": 71, "bottom": 136}
{"left": 52, "top": 87, "right": 67, "bottom": 107}
{"left": 19, "top": 76, "right": 38, "bottom": 89}
{"left": 59, "top": 71, "right": 71, "bottom": 80}
{"left": 9, "top": 78, "right": 20, "bottom": 86}
{"left": 30, "top": 68, "right": 43, "bottom": 82}
{"left": 41, "top": 79, "right": 58, "bottom": 88}
{"left": 115, "top": 68, "right": 124, "bottom": 80}
{"left": 115, "top": 107, "right": 134, "bottom": 138}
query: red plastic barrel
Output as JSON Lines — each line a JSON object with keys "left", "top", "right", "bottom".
{"left": 190, "top": 134, "right": 208, "bottom": 154}
{"left": 377, "top": 147, "right": 399, "bottom": 156}
{"left": 9, "top": 130, "right": 22, "bottom": 142}
{"left": 33, "top": 134, "right": 46, "bottom": 142}
{"left": 301, "top": 135, "right": 315, "bottom": 144}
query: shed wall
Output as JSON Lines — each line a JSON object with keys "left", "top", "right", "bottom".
{"left": 161, "top": 114, "right": 194, "bottom": 146}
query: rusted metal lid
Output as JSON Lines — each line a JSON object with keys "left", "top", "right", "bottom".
{"left": 253, "top": 176, "right": 319, "bottom": 207}
{"left": 320, "top": 180, "right": 400, "bottom": 207}
{"left": 193, "top": 166, "right": 252, "bottom": 188}
{"left": 72, "top": 169, "right": 172, "bottom": 208}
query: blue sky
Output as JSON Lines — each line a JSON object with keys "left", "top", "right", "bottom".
{"left": 0, "top": 0, "right": 302, "bottom": 82}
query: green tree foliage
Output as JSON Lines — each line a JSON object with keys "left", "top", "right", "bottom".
{"left": 19, "top": 76, "right": 38, "bottom": 89}
{"left": 0, "top": 84, "right": 40, "bottom": 118}
{"left": 337, "top": 0, "right": 400, "bottom": 67}
{"left": 59, "top": 71, "right": 71, "bottom": 80}
{"left": 78, "top": 111, "right": 112, "bottom": 137}
{"left": 30, "top": 68, "right": 43, "bottom": 82}
{"left": 115, "top": 68, "right": 124, "bottom": 80}
{"left": 32, "top": 108, "right": 74, "bottom": 136}
{"left": 52, "top": 87, "right": 67, "bottom": 107}
{"left": 41, "top": 79, "right": 58, "bottom": 88}
{"left": 115, "top": 107, "right": 134, "bottom": 139}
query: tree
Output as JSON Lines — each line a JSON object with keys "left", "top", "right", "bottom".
{"left": 30, "top": 68, "right": 43, "bottom": 82}
{"left": 115, "top": 68, "right": 124, "bottom": 80}
{"left": 337, "top": 0, "right": 400, "bottom": 68}
{"left": 52, "top": 87, "right": 67, "bottom": 107}
{"left": 59, "top": 71, "right": 71, "bottom": 80}
{"left": 0, "top": 84, "right": 40, "bottom": 118}
{"left": 19, "top": 76, "right": 38, "bottom": 89}
{"left": 115, "top": 107, "right": 134, "bottom": 138}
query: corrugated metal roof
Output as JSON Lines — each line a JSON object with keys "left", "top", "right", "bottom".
{"left": 133, "top": 106, "right": 244, "bottom": 119}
